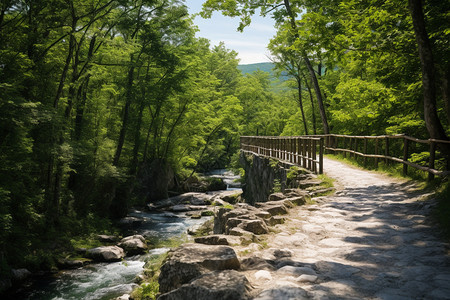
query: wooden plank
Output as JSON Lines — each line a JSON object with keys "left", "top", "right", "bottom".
{"left": 403, "top": 137, "right": 409, "bottom": 176}
{"left": 429, "top": 141, "right": 436, "bottom": 181}
{"left": 319, "top": 138, "right": 324, "bottom": 174}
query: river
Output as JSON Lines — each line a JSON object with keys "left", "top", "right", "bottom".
{"left": 12, "top": 170, "right": 240, "bottom": 300}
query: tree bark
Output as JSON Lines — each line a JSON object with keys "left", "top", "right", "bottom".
{"left": 408, "top": 0, "right": 448, "bottom": 140}
{"left": 302, "top": 73, "right": 317, "bottom": 135}
{"left": 303, "top": 55, "right": 329, "bottom": 134}
{"left": 283, "top": 0, "right": 330, "bottom": 134}
{"left": 113, "top": 64, "right": 134, "bottom": 166}
{"left": 296, "top": 74, "right": 308, "bottom": 135}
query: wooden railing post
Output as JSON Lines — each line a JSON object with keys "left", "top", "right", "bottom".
{"left": 312, "top": 139, "right": 317, "bottom": 173}
{"left": 429, "top": 141, "right": 436, "bottom": 181}
{"left": 363, "top": 138, "right": 368, "bottom": 166}
{"left": 403, "top": 137, "right": 409, "bottom": 176}
{"left": 385, "top": 136, "right": 390, "bottom": 165}
{"left": 308, "top": 139, "right": 312, "bottom": 170}
{"left": 319, "top": 138, "right": 324, "bottom": 174}
{"left": 375, "top": 138, "right": 379, "bottom": 168}
{"left": 343, "top": 137, "right": 347, "bottom": 158}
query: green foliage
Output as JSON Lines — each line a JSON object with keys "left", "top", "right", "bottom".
{"left": 317, "top": 174, "right": 335, "bottom": 189}
{"left": 133, "top": 281, "right": 160, "bottom": 300}
{"left": 434, "top": 182, "right": 450, "bottom": 240}
{"left": 287, "top": 166, "right": 302, "bottom": 181}
{"left": 272, "top": 179, "right": 282, "bottom": 193}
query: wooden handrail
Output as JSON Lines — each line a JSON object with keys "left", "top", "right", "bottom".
{"left": 318, "top": 134, "right": 449, "bottom": 180}
{"left": 240, "top": 136, "right": 324, "bottom": 174}
{"left": 240, "top": 134, "right": 449, "bottom": 180}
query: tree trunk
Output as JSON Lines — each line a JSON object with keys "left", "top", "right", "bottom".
{"left": 296, "top": 75, "right": 308, "bottom": 135}
{"left": 283, "top": 0, "right": 330, "bottom": 134}
{"left": 303, "top": 74, "right": 317, "bottom": 135}
{"left": 441, "top": 68, "right": 450, "bottom": 125}
{"left": 408, "top": 0, "right": 448, "bottom": 140}
{"left": 114, "top": 64, "right": 134, "bottom": 166}
{"left": 303, "top": 55, "right": 329, "bottom": 134}
{"left": 131, "top": 100, "right": 145, "bottom": 175}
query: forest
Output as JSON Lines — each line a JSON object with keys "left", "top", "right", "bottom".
{"left": 0, "top": 0, "right": 449, "bottom": 283}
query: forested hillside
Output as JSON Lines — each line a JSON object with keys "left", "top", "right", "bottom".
{"left": 238, "top": 62, "right": 275, "bottom": 75}
{"left": 0, "top": 0, "right": 449, "bottom": 283}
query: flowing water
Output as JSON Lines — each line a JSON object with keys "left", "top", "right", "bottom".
{"left": 11, "top": 170, "right": 239, "bottom": 300}
{"left": 202, "top": 169, "right": 241, "bottom": 190}
{"left": 20, "top": 210, "right": 210, "bottom": 300}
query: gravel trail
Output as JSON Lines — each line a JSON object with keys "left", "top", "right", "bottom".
{"left": 239, "top": 157, "right": 450, "bottom": 299}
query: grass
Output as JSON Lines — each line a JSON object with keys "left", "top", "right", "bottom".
{"left": 132, "top": 234, "right": 190, "bottom": 300}
{"left": 325, "top": 153, "right": 428, "bottom": 181}
{"left": 317, "top": 174, "right": 335, "bottom": 189}
{"left": 433, "top": 181, "right": 450, "bottom": 241}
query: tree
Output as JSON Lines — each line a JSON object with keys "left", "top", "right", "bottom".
{"left": 201, "top": 0, "right": 330, "bottom": 133}
{"left": 408, "top": 0, "right": 448, "bottom": 141}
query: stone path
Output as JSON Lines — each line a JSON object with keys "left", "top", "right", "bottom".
{"left": 237, "top": 157, "right": 450, "bottom": 299}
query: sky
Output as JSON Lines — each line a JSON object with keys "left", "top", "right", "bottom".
{"left": 184, "top": 1, "right": 277, "bottom": 65}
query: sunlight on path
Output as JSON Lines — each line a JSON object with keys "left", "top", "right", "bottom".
{"left": 239, "top": 157, "right": 450, "bottom": 299}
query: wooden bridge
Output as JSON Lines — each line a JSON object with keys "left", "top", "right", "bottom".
{"left": 240, "top": 134, "right": 450, "bottom": 179}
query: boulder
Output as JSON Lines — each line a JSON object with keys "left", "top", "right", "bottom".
{"left": 86, "top": 246, "right": 125, "bottom": 262}
{"left": 194, "top": 234, "right": 242, "bottom": 246}
{"left": 11, "top": 268, "right": 31, "bottom": 281}
{"left": 118, "top": 235, "right": 147, "bottom": 255}
{"left": 240, "top": 256, "right": 276, "bottom": 271}
{"left": 158, "top": 270, "right": 251, "bottom": 300}
{"left": 189, "top": 205, "right": 208, "bottom": 211}
{"left": 97, "top": 234, "right": 118, "bottom": 243}
{"left": 266, "top": 216, "right": 286, "bottom": 226}
{"left": 116, "top": 294, "right": 130, "bottom": 300}
{"left": 57, "top": 259, "right": 86, "bottom": 269}
{"left": 158, "top": 243, "right": 240, "bottom": 293}
{"left": 228, "top": 227, "right": 256, "bottom": 244}
{"left": 171, "top": 204, "right": 190, "bottom": 212}
{"left": 187, "top": 219, "right": 213, "bottom": 236}
{"left": 299, "top": 180, "right": 323, "bottom": 189}
{"left": 255, "top": 211, "right": 272, "bottom": 219}
{"left": 268, "top": 193, "right": 286, "bottom": 201}
{"left": 220, "top": 191, "right": 243, "bottom": 204}
{"left": 265, "top": 205, "right": 288, "bottom": 216}
{"left": 149, "top": 198, "right": 173, "bottom": 210}
{"left": 118, "top": 216, "right": 143, "bottom": 227}
{"left": 169, "top": 192, "right": 214, "bottom": 206}
{"left": 287, "top": 196, "right": 308, "bottom": 206}
{"left": 238, "top": 219, "right": 269, "bottom": 235}
{"left": 214, "top": 206, "right": 265, "bottom": 235}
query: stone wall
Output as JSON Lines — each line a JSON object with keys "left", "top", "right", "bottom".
{"left": 239, "top": 152, "right": 288, "bottom": 205}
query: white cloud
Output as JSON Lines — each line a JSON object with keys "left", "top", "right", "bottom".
{"left": 185, "top": 0, "right": 276, "bottom": 64}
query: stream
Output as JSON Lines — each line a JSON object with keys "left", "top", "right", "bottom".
{"left": 12, "top": 170, "right": 240, "bottom": 300}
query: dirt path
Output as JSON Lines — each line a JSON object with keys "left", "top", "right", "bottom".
{"left": 237, "top": 157, "right": 450, "bottom": 299}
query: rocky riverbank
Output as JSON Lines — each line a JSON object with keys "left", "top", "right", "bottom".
{"left": 155, "top": 157, "right": 450, "bottom": 300}
{"left": 154, "top": 166, "right": 329, "bottom": 299}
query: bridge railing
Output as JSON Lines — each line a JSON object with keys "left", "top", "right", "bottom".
{"left": 315, "top": 134, "right": 450, "bottom": 180}
{"left": 240, "top": 134, "right": 449, "bottom": 180}
{"left": 240, "top": 136, "right": 324, "bottom": 174}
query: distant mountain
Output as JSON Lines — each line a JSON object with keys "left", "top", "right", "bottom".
{"left": 238, "top": 62, "right": 275, "bottom": 75}
{"left": 238, "top": 62, "right": 289, "bottom": 92}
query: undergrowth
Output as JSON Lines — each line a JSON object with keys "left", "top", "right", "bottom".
{"left": 132, "top": 235, "right": 189, "bottom": 300}
{"left": 434, "top": 181, "right": 450, "bottom": 241}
